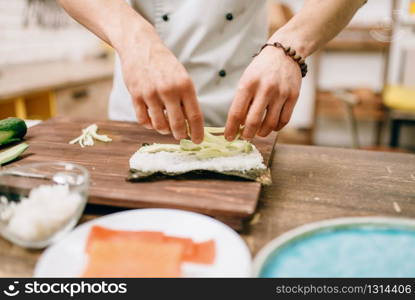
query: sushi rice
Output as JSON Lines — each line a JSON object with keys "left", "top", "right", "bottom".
{"left": 129, "top": 145, "right": 266, "bottom": 174}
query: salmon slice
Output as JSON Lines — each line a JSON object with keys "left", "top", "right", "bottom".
{"left": 86, "top": 226, "right": 164, "bottom": 253}
{"left": 187, "top": 240, "right": 216, "bottom": 264}
{"left": 82, "top": 240, "right": 183, "bottom": 278}
{"left": 83, "top": 225, "right": 216, "bottom": 277}
{"left": 164, "top": 236, "right": 195, "bottom": 259}
{"left": 164, "top": 236, "right": 216, "bottom": 264}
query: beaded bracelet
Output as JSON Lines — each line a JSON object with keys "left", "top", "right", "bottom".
{"left": 253, "top": 42, "right": 308, "bottom": 78}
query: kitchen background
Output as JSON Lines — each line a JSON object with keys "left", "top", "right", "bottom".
{"left": 1, "top": 0, "right": 414, "bottom": 151}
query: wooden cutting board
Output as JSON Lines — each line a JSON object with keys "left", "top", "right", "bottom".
{"left": 11, "top": 117, "right": 277, "bottom": 229}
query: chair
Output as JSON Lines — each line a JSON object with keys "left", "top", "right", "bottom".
{"left": 383, "top": 85, "right": 415, "bottom": 147}
{"left": 335, "top": 87, "right": 413, "bottom": 152}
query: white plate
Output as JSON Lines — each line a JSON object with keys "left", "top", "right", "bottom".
{"left": 34, "top": 208, "right": 251, "bottom": 277}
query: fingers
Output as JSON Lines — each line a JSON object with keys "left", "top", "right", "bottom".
{"left": 242, "top": 84, "right": 277, "bottom": 140}
{"left": 144, "top": 91, "right": 171, "bottom": 135}
{"left": 225, "top": 86, "right": 253, "bottom": 141}
{"left": 156, "top": 77, "right": 204, "bottom": 143}
{"left": 257, "top": 99, "right": 284, "bottom": 137}
{"left": 163, "top": 98, "right": 187, "bottom": 140}
{"left": 257, "top": 90, "right": 298, "bottom": 136}
{"left": 182, "top": 87, "right": 204, "bottom": 144}
{"left": 274, "top": 93, "right": 298, "bottom": 132}
{"left": 257, "top": 88, "right": 289, "bottom": 136}
{"left": 132, "top": 97, "right": 152, "bottom": 129}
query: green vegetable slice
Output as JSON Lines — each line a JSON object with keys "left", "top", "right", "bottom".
{"left": 0, "top": 143, "right": 29, "bottom": 166}
{"left": 138, "top": 127, "right": 253, "bottom": 159}
{"left": 0, "top": 118, "right": 27, "bottom": 146}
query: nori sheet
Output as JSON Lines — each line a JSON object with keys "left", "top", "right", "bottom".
{"left": 127, "top": 167, "right": 272, "bottom": 185}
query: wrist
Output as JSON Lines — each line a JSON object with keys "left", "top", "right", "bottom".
{"left": 113, "top": 19, "right": 162, "bottom": 59}
{"left": 254, "top": 42, "right": 308, "bottom": 78}
{"left": 268, "top": 30, "right": 315, "bottom": 59}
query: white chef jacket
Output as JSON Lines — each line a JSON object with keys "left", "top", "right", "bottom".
{"left": 109, "top": 0, "right": 267, "bottom": 126}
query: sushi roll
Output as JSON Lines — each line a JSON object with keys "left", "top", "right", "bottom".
{"left": 128, "top": 127, "right": 271, "bottom": 185}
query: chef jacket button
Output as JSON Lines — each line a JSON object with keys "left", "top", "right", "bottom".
{"left": 162, "top": 14, "right": 169, "bottom": 21}
{"left": 218, "top": 69, "right": 227, "bottom": 77}
{"left": 225, "top": 13, "right": 234, "bottom": 21}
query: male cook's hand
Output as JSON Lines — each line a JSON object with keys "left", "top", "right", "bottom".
{"left": 120, "top": 41, "right": 204, "bottom": 143}
{"left": 225, "top": 46, "right": 302, "bottom": 141}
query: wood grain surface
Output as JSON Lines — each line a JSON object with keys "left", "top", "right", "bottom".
{"left": 1, "top": 144, "right": 414, "bottom": 276}
{"left": 7, "top": 117, "right": 277, "bottom": 228}
{"left": 243, "top": 145, "right": 415, "bottom": 254}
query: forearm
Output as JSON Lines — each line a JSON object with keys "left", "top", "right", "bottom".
{"left": 58, "top": 0, "right": 161, "bottom": 56}
{"left": 59, "top": 0, "right": 204, "bottom": 142}
{"left": 269, "top": 0, "right": 367, "bottom": 58}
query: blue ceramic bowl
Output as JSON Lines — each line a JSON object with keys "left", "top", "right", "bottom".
{"left": 253, "top": 217, "right": 415, "bottom": 277}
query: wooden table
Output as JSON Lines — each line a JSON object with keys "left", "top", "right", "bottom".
{"left": 1, "top": 145, "right": 414, "bottom": 277}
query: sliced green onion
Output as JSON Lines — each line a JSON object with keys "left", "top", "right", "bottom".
{"left": 69, "top": 124, "right": 112, "bottom": 148}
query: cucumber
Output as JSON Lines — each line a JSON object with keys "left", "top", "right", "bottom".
{"left": 0, "top": 118, "right": 27, "bottom": 146}
{"left": 0, "top": 143, "right": 29, "bottom": 166}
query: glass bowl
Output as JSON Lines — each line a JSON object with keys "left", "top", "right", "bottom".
{"left": 0, "top": 162, "right": 89, "bottom": 249}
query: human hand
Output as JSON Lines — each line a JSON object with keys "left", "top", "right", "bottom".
{"left": 120, "top": 38, "right": 204, "bottom": 143}
{"left": 225, "top": 46, "right": 302, "bottom": 141}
